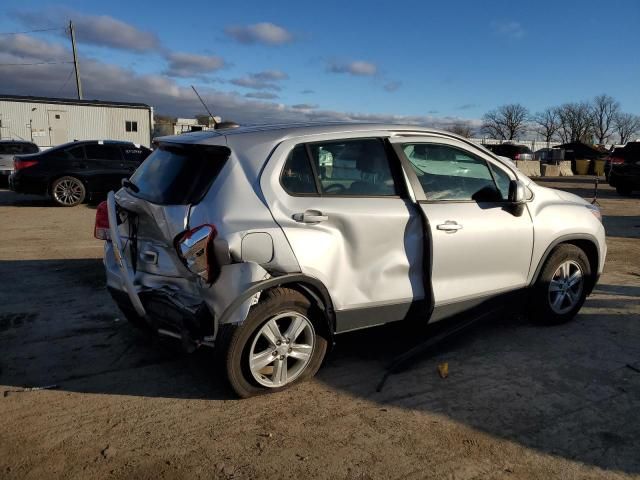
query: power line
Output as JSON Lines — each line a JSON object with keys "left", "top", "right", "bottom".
{"left": 0, "top": 27, "right": 64, "bottom": 36}
{"left": 0, "top": 61, "right": 74, "bottom": 67}
{"left": 56, "top": 66, "right": 76, "bottom": 96}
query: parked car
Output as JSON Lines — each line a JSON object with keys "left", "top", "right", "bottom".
{"left": 96, "top": 123, "right": 606, "bottom": 397}
{"left": 484, "top": 143, "right": 533, "bottom": 161}
{"left": 605, "top": 143, "right": 640, "bottom": 182}
{"left": 608, "top": 143, "right": 640, "bottom": 195}
{"left": 9, "top": 140, "right": 151, "bottom": 206}
{"left": 0, "top": 140, "right": 39, "bottom": 184}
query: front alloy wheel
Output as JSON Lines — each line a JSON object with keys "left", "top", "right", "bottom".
{"left": 531, "top": 244, "right": 591, "bottom": 324}
{"left": 548, "top": 260, "right": 584, "bottom": 315}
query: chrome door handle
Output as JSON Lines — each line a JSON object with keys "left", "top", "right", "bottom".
{"left": 436, "top": 221, "right": 463, "bottom": 233}
{"left": 293, "top": 209, "right": 329, "bottom": 224}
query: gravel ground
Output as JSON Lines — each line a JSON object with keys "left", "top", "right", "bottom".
{"left": 0, "top": 176, "right": 639, "bottom": 479}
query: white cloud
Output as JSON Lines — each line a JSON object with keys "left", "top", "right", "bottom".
{"left": 491, "top": 20, "right": 525, "bottom": 39}
{"left": 15, "top": 9, "right": 161, "bottom": 52}
{"left": 230, "top": 70, "right": 288, "bottom": 90}
{"left": 245, "top": 92, "right": 279, "bottom": 100}
{"left": 0, "top": 34, "right": 479, "bottom": 128}
{"left": 224, "top": 22, "right": 293, "bottom": 45}
{"left": 327, "top": 60, "right": 377, "bottom": 76}
{"left": 384, "top": 81, "right": 402, "bottom": 92}
{"left": 164, "top": 52, "right": 225, "bottom": 77}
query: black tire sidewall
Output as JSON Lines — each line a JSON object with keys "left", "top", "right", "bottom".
{"left": 51, "top": 176, "right": 86, "bottom": 207}
{"left": 224, "top": 288, "right": 328, "bottom": 398}
{"left": 532, "top": 244, "right": 591, "bottom": 325}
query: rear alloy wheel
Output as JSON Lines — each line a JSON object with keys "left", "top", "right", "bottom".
{"left": 531, "top": 244, "right": 590, "bottom": 324}
{"left": 223, "top": 288, "right": 327, "bottom": 398}
{"left": 51, "top": 176, "right": 86, "bottom": 206}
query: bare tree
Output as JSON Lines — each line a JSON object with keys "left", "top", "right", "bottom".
{"left": 614, "top": 112, "right": 640, "bottom": 144}
{"left": 444, "top": 121, "right": 474, "bottom": 138}
{"left": 531, "top": 107, "right": 561, "bottom": 145}
{"left": 481, "top": 104, "right": 529, "bottom": 140}
{"left": 557, "top": 102, "right": 594, "bottom": 143}
{"left": 591, "top": 94, "right": 620, "bottom": 144}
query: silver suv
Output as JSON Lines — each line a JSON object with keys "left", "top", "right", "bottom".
{"left": 96, "top": 123, "right": 606, "bottom": 397}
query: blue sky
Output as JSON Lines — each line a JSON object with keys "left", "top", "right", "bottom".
{"left": 0, "top": 0, "right": 638, "bottom": 124}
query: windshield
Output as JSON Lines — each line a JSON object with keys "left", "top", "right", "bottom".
{"left": 128, "top": 143, "right": 230, "bottom": 205}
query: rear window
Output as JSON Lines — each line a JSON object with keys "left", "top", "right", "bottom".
{"left": 128, "top": 143, "right": 230, "bottom": 205}
{"left": 0, "top": 142, "right": 38, "bottom": 155}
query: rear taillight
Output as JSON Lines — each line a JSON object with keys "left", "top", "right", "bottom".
{"left": 609, "top": 156, "right": 624, "bottom": 164}
{"left": 514, "top": 154, "right": 520, "bottom": 160}
{"left": 14, "top": 158, "right": 38, "bottom": 170}
{"left": 94, "top": 201, "right": 110, "bottom": 240}
{"left": 174, "top": 224, "right": 218, "bottom": 283}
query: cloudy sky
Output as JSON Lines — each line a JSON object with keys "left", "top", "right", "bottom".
{"left": 0, "top": 0, "right": 638, "bottom": 126}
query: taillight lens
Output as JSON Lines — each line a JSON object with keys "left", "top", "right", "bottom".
{"left": 609, "top": 156, "right": 624, "bottom": 164}
{"left": 94, "top": 201, "right": 110, "bottom": 240}
{"left": 174, "top": 224, "right": 218, "bottom": 283}
{"left": 514, "top": 154, "right": 520, "bottom": 160}
{"left": 14, "top": 158, "right": 38, "bottom": 170}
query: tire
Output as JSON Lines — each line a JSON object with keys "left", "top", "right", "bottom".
{"left": 616, "top": 185, "right": 632, "bottom": 196}
{"left": 531, "top": 244, "right": 590, "bottom": 325}
{"left": 223, "top": 287, "right": 328, "bottom": 398}
{"left": 51, "top": 176, "right": 86, "bottom": 207}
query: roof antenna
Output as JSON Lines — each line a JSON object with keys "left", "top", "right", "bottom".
{"left": 190, "top": 86, "right": 239, "bottom": 130}
{"left": 191, "top": 85, "right": 217, "bottom": 127}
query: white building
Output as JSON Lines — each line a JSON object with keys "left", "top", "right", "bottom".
{"left": 0, "top": 95, "right": 153, "bottom": 148}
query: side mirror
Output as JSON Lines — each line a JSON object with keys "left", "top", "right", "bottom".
{"left": 508, "top": 180, "right": 527, "bottom": 204}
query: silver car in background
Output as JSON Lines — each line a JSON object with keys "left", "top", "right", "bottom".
{"left": 95, "top": 123, "right": 606, "bottom": 397}
{"left": 0, "top": 140, "right": 39, "bottom": 181}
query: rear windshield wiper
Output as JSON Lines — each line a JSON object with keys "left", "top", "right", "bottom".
{"left": 122, "top": 178, "right": 140, "bottom": 193}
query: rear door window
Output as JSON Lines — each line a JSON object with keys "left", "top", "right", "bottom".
{"left": 128, "top": 143, "right": 230, "bottom": 205}
{"left": 65, "top": 146, "right": 85, "bottom": 160}
{"left": 85, "top": 144, "right": 122, "bottom": 161}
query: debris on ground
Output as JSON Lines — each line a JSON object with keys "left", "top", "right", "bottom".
{"left": 438, "top": 362, "right": 449, "bottom": 379}
{"left": 3, "top": 384, "right": 58, "bottom": 397}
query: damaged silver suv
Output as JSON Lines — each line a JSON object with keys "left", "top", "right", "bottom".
{"left": 96, "top": 123, "right": 606, "bottom": 397}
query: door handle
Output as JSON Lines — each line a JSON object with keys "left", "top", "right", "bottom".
{"left": 292, "top": 209, "right": 329, "bottom": 224}
{"left": 436, "top": 221, "right": 463, "bottom": 233}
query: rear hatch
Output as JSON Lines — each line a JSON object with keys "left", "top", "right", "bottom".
{"left": 114, "top": 142, "right": 231, "bottom": 278}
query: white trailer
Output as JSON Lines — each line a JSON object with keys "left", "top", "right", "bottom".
{"left": 0, "top": 95, "right": 153, "bottom": 148}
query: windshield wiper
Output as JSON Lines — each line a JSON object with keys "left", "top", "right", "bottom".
{"left": 121, "top": 178, "right": 140, "bottom": 193}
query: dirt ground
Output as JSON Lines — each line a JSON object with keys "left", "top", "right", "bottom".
{"left": 1, "top": 176, "right": 639, "bottom": 479}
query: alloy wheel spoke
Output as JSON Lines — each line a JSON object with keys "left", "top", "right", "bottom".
{"left": 567, "top": 271, "right": 582, "bottom": 287}
{"left": 272, "top": 357, "right": 287, "bottom": 385}
{"left": 549, "top": 280, "right": 563, "bottom": 292}
{"left": 561, "top": 262, "right": 570, "bottom": 278}
{"left": 261, "top": 319, "right": 281, "bottom": 346}
{"left": 251, "top": 349, "right": 276, "bottom": 371}
{"left": 552, "top": 292, "right": 565, "bottom": 310}
{"left": 285, "top": 316, "right": 307, "bottom": 342}
{"left": 289, "top": 343, "right": 312, "bottom": 361}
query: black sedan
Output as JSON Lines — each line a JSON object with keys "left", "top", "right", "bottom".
{"left": 9, "top": 140, "right": 151, "bottom": 206}
{"left": 607, "top": 142, "right": 640, "bottom": 196}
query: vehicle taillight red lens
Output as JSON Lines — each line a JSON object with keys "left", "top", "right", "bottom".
{"left": 514, "top": 154, "right": 520, "bottom": 160}
{"left": 14, "top": 159, "right": 38, "bottom": 170}
{"left": 610, "top": 156, "right": 624, "bottom": 164}
{"left": 94, "top": 201, "right": 110, "bottom": 240}
{"left": 174, "top": 224, "right": 218, "bottom": 283}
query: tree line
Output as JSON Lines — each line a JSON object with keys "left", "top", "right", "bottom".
{"left": 447, "top": 95, "right": 640, "bottom": 145}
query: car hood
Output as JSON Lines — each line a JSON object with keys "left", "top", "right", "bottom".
{"left": 552, "top": 188, "right": 591, "bottom": 206}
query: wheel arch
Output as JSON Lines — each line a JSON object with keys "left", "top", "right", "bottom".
{"left": 531, "top": 234, "right": 600, "bottom": 294}
{"left": 216, "top": 273, "right": 336, "bottom": 341}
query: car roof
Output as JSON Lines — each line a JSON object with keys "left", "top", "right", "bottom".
{"left": 50, "top": 140, "right": 147, "bottom": 150}
{"left": 156, "top": 122, "right": 461, "bottom": 145}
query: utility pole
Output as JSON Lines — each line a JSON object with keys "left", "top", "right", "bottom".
{"left": 69, "top": 21, "right": 83, "bottom": 100}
